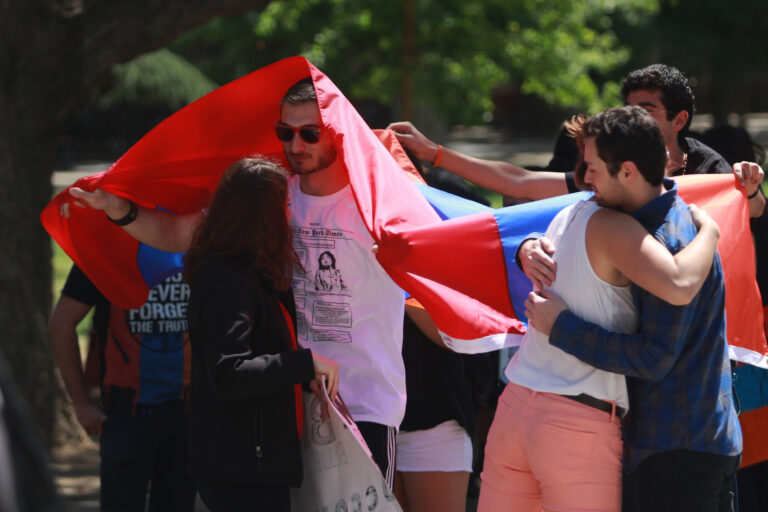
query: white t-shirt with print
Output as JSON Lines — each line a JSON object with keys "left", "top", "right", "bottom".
{"left": 289, "top": 177, "right": 406, "bottom": 427}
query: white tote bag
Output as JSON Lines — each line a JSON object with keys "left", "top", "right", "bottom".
{"left": 290, "top": 388, "right": 402, "bottom": 512}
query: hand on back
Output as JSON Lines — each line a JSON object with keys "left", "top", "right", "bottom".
{"left": 519, "top": 237, "right": 557, "bottom": 290}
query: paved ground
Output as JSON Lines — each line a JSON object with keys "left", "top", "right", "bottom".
{"left": 52, "top": 442, "right": 210, "bottom": 512}
{"left": 50, "top": 442, "right": 478, "bottom": 511}
{"left": 52, "top": 443, "right": 100, "bottom": 512}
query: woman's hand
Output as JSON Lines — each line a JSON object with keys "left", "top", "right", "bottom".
{"left": 310, "top": 353, "right": 339, "bottom": 401}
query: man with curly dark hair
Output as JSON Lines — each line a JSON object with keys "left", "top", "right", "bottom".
{"left": 622, "top": 64, "right": 731, "bottom": 177}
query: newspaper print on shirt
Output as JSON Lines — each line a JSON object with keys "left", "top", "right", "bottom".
{"left": 293, "top": 225, "right": 355, "bottom": 343}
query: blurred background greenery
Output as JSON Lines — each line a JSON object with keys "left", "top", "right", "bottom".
{"left": 57, "top": 0, "right": 768, "bottom": 167}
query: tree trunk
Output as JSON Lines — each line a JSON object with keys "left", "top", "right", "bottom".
{"left": 0, "top": 0, "right": 269, "bottom": 449}
{"left": 0, "top": 128, "right": 59, "bottom": 446}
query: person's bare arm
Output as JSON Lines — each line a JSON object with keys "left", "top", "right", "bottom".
{"left": 591, "top": 205, "right": 719, "bottom": 305}
{"left": 405, "top": 302, "right": 447, "bottom": 349}
{"left": 387, "top": 121, "right": 569, "bottom": 200}
{"left": 526, "top": 205, "right": 720, "bottom": 335}
{"left": 49, "top": 296, "right": 106, "bottom": 435}
{"left": 66, "top": 187, "right": 200, "bottom": 252}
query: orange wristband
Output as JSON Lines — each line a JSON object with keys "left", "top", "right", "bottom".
{"left": 433, "top": 144, "right": 444, "bottom": 167}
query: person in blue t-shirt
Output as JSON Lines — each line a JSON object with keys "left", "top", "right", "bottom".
{"left": 50, "top": 264, "right": 196, "bottom": 512}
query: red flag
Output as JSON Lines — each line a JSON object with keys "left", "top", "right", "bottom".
{"left": 41, "top": 57, "right": 766, "bottom": 361}
{"left": 677, "top": 174, "right": 767, "bottom": 365}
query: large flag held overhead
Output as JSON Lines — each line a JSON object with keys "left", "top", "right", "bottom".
{"left": 42, "top": 56, "right": 767, "bottom": 365}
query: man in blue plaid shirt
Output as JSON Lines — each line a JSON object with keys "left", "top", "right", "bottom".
{"left": 524, "top": 106, "right": 742, "bottom": 512}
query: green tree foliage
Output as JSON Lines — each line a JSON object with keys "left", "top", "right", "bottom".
{"left": 100, "top": 49, "right": 218, "bottom": 110}
{"left": 173, "top": 0, "right": 658, "bottom": 124}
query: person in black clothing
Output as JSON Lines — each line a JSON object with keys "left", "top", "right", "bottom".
{"left": 394, "top": 148, "right": 497, "bottom": 512}
{"left": 546, "top": 126, "right": 582, "bottom": 175}
{"left": 621, "top": 64, "right": 731, "bottom": 177}
{"left": 51, "top": 262, "right": 200, "bottom": 512}
{"left": 395, "top": 315, "right": 497, "bottom": 512}
{"left": 184, "top": 157, "right": 339, "bottom": 512}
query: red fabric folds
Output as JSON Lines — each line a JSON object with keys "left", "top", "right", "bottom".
{"left": 41, "top": 56, "right": 765, "bottom": 358}
{"left": 676, "top": 174, "right": 766, "bottom": 359}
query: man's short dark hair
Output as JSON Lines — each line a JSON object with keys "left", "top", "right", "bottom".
{"left": 621, "top": 64, "right": 695, "bottom": 137}
{"left": 583, "top": 106, "right": 667, "bottom": 186}
{"left": 282, "top": 77, "right": 316, "bottom": 105}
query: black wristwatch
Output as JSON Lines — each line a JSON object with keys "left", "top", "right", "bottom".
{"left": 107, "top": 200, "right": 138, "bottom": 226}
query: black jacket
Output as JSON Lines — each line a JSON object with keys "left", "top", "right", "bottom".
{"left": 187, "top": 257, "right": 314, "bottom": 486}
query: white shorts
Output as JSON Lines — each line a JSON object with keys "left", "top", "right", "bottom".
{"left": 396, "top": 420, "right": 473, "bottom": 472}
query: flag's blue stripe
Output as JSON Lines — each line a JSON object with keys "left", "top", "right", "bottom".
{"left": 418, "top": 181, "right": 591, "bottom": 323}
{"left": 415, "top": 182, "right": 492, "bottom": 219}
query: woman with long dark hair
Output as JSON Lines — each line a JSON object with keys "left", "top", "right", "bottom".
{"left": 184, "top": 157, "right": 339, "bottom": 511}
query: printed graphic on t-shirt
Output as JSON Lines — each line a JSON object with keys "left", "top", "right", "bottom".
{"left": 293, "top": 225, "right": 355, "bottom": 343}
{"left": 124, "top": 272, "right": 190, "bottom": 352}
{"left": 313, "top": 250, "right": 348, "bottom": 293}
{"left": 103, "top": 271, "right": 191, "bottom": 404}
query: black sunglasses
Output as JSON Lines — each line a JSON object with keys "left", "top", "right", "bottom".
{"left": 274, "top": 122, "right": 322, "bottom": 144}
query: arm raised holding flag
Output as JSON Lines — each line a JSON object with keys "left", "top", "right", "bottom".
{"left": 388, "top": 121, "right": 572, "bottom": 200}
{"left": 65, "top": 187, "right": 199, "bottom": 253}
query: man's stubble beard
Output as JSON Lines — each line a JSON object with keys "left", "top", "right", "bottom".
{"left": 289, "top": 145, "right": 338, "bottom": 177}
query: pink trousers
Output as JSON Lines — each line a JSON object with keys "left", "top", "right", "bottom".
{"left": 478, "top": 382, "right": 623, "bottom": 512}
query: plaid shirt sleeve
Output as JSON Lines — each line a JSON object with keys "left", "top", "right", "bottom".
{"left": 549, "top": 288, "right": 698, "bottom": 381}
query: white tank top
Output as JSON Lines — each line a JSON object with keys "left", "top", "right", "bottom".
{"left": 505, "top": 200, "right": 638, "bottom": 412}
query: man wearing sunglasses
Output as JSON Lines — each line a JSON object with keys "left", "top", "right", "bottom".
{"left": 67, "top": 78, "right": 406, "bottom": 488}
{"left": 270, "top": 78, "right": 405, "bottom": 487}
